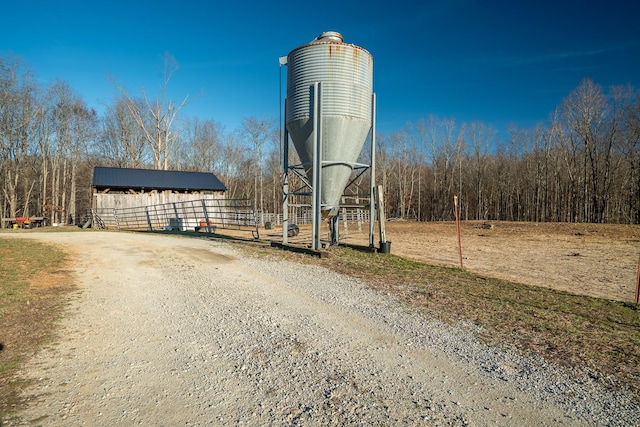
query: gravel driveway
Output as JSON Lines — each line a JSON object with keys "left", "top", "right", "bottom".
{"left": 9, "top": 231, "right": 639, "bottom": 426}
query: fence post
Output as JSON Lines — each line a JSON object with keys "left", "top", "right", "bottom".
{"left": 202, "top": 199, "right": 213, "bottom": 233}
{"left": 114, "top": 208, "right": 120, "bottom": 230}
{"left": 342, "top": 207, "right": 348, "bottom": 235}
{"left": 146, "top": 207, "right": 153, "bottom": 231}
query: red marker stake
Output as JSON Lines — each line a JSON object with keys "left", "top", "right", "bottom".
{"left": 636, "top": 254, "right": 640, "bottom": 304}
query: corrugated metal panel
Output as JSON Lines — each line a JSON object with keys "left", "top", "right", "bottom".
{"left": 92, "top": 167, "right": 227, "bottom": 192}
{"left": 285, "top": 32, "right": 373, "bottom": 209}
{"left": 286, "top": 35, "right": 373, "bottom": 122}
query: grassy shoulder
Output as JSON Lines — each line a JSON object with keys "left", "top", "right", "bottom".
{"left": 249, "top": 244, "right": 640, "bottom": 398}
{"left": 0, "top": 237, "right": 75, "bottom": 420}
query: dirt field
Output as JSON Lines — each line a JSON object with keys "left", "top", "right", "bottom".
{"left": 275, "top": 220, "right": 640, "bottom": 303}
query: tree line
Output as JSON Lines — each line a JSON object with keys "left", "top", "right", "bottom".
{"left": 1, "top": 53, "right": 639, "bottom": 226}
{"left": 382, "top": 79, "right": 640, "bottom": 224}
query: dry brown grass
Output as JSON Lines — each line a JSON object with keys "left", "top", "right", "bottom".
{"left": 273, "top": 220, "right": 640, "bottom": 302}
{"left": 0, "top": 237, "right": 75, "bottom": 421}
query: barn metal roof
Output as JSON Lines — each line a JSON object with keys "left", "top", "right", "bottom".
{"left": 92, "top": 167, "right": 227, "bottom": 192}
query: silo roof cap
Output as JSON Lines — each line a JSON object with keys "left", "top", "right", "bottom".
{"left": 313, "top": 31, "right": 343, "bottom": 43}
{"left": 287, "top": 30, "right": 371, "bottom": 58}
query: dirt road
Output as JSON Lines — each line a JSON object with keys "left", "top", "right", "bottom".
{"left": 7, "top": 231, "right": 638, "bottom": 425}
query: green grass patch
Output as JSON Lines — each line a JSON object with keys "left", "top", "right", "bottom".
{"left": 0, "top": 239, "right": 68, "bottom": 311}
{"left": 0, "top": 359, "right": 20, "bottom": 373}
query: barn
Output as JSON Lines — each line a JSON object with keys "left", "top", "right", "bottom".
{"left": 92, "top": 166, "right": 227, "bottom": 229}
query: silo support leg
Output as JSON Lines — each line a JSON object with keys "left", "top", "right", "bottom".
{"left": 329, "top": 214, "right": 339, "bottom": 246}
{"left": 375, "top": 185, "right": 389, "bottom": 252}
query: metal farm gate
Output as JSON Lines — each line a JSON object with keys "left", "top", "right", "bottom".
{"left": 102, "top": 198, "right": 259, "bottom": 239}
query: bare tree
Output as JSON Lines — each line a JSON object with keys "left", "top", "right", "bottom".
{"left": 216, "top": 131, "right": 248, "bottom": 199}
{"left": 417, "top": 115, "right": 464, "bottom": 220}
{"left": 68, "top": 102, "right": 96, "bottom": 222}
{"left": 467, "top": 122, "right": 496, "bottom": 220}
{"left": 240, "top": 116, "right": 274, "bottom": 214}
{"left": 179, "top": 117, "right": 221, "bottom": 172}
{"left": 44, "top": 81, "right": 94, "bottom": 224}
{"left": 100, "top": 95, "right": 149, "bottom": 167}
{"left": 620, "top": 88, "right": 640, "bottom": 223}
{"left": 387, "top": 129, "right": 420, "bottom": 219}
{"left": 0, "top": 55, "right": 40, "bottom": 219}
{"left": 110, "top": 53, "right": 189, "bottom": 170}
{"left": 562, "top": 79, "right": 623, "bottom": 222}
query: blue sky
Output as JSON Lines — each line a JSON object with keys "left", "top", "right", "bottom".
{"left": 2, "top": 0, "right": 639, "bottom": 135}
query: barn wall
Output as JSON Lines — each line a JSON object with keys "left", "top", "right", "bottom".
{"left": 93, "top": 191, "right": 225, "bottom": 228}
{"left": 94, "top": 191, "right": 223, "bottom": 211}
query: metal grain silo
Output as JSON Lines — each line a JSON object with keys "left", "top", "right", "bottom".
{"left": 285, "top": 31, "right": 373, "bottom": 211}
